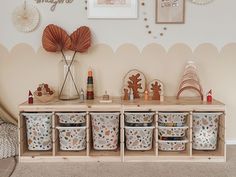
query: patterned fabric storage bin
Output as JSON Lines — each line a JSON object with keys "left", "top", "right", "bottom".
{"left": 124, "top": 112, "right": 155, "bottom": 124}
{"left": 91, "top": 112, "right": 120, "bottom": 150}
{"left": 57, "top": 127, "right": 86, "bottom": 151}
{"left": 158, "top": 139, "right": 188, "bottom": 151}
{"left": 56, "top": 112, "right": 86, "bottom": 125}
{"left": 158, "top": 126, "right": 188, "bottom": 137}
{"left": 158, "top": 112, "right": 188, "bottom": 127}
{"left": 193, "top": 112, "right": 222, "bottom": 150}
{"left": 125, "top": 126, "right": 155, "bottom": 151}
{"left": 23, "top": 113, "right": 52, "bottom": 151}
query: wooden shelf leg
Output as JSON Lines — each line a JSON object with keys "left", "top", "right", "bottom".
{"left": 120, "top": 109, "right": 125, "bottom": 162}
{"left": 189, "top": 111, "right": 193, "bottom": 157}
{"left": 52, "top": 112, "right": 56, "bottom": 156}
{"left": 155, "top": 111, "right": 158, "bottom": 157}
{"left": 86, "top": 112, "right": 90, "bottom": 156}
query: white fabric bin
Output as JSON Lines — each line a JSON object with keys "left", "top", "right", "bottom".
{"left": 57, "top": 126, "right": 86, "bottom": 151}
{"left": 91, "top": 112, "right": 120, "bottom": 150}
{"left": 193, "top": 112, "right": 222, "bottom": 150}
{"left": 125, "top": 126, "right": 154, "bottom": 151}
{"left": 125, "top": 112, "right": 154, "bottom": 124}
{"left": 23, "top": 113, "right": 52, "bottom": 151}
{"left": 56, "top": 112, "right": 86, "bottom": 125}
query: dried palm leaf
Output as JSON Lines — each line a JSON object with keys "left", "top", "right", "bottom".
{"left": 42, "top": 24, "right": 71, "bottom": 52}
{"left": 70, "top": 26, "right": 91, "bottom": 53}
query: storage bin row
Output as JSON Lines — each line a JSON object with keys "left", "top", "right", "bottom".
{"left": 22, "top": 112, "right": 222, "bottom": 152}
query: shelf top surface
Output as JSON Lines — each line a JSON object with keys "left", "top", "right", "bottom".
{"left": 19, "top": 96, "right": 225, "bottom": 111}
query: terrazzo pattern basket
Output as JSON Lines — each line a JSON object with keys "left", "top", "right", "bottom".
{"left": 23, "top": 113, "right": 52, "bottom": 151}
{"left": 91, "top": 112, "right": 120, "bottom": 150}
{"left": 124, "top": 112, "right": 155, "bottom": 124}
{"left": 193, "top": 112, "right": 222, "bottom": 150}
{"left": 57, "top": 126, "right": 86, "bottom": 151}
{"left": 158, "top": 126, "right": 188, "bottom": 137}
{"left": 158, "top": 112, "right": 188, "bottom": 127}
{"left": 56, "top": 112, "right": 86, "bottom": 125}
{"left": 125, "top": 126, "right": 154, "bottom": 151}
{"left": 158, "top": 140, "right": 188, "bottom": 151}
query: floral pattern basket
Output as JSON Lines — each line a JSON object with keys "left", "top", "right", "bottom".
{"left": 124, "top": 112, "right": 155, "bottom": 124}
{"left": 57, "top": 126, "right": 86, "bottom": 151}
{"left": 158, "top": 126, "right": 188, "bottom": 137}
{"left": 91, "top": 112, "right": 120, "bottom": 150}
{"left": 56, "top": 112, "right": 86, "bottom": 125}
{"left": 125, "top": 126, "right": 154, "bottom": 151}
{"left": 193, "top": 112, "right": 222, "bottom": 150}
{"left": 23, "top": 113, "right": 52, "bottom": 151}
{"left": 158, "top": 112, "right": 188, "bottom": 127}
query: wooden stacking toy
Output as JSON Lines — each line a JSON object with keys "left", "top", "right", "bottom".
{"left": 86, "top": 69, "right": 94, "bottom": 100}
{"left": 177, "top": 61, "right": 203, "bottom": 100}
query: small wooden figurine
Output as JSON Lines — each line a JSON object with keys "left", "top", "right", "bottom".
{"left": 160, "top": 93, "right": 164, "bottom": 102}
{"left": 123, "top": 88, "right": 129, "bottom": 100}
{"left": 207, "top": 89, "right": 212, "bottom": 103}
{"left": 80, "top": 89, "right": 84, "bottom": 101}
{"left": 144, "top": 88, "right": 149, "bottom": 100}
{"left": 100, "top": 91, "right": 112, "bottom": 103}
{"left": 28, "top": 90, "right": 33, "bottom": 104}
{"left": 151, "top": 81, "right": 161, "bottom": 100}
{"left": 128, "top": 73, "right": 142, "bottom": 99}
{"left": 129, "top": 89, "right": 134, "bottom": 100}
{"left": 102, "top": 91, "right": 109, "bottom": 100}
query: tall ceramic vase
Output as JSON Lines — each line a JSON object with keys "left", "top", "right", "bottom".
{"left": 59, "top": 56, "right": 79, "bottom": 100}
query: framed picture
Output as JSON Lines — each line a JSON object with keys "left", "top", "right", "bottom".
{"left": 156, "top": 0, "right": 185, "bottom": 24}
{"left": 87, "top": 0, "right": 138, "bottom": 19}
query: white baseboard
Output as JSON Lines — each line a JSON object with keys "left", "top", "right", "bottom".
{"left": 226, "top": 140, "right": 236, "bottom": 145}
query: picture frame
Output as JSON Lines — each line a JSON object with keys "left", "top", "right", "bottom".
{"left": 156, "top": 0, "right": 185, "bottom": 24}
{"left": 87, "top": 0, "right": 138, "bottom": 19}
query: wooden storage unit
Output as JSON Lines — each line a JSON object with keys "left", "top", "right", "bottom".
{"left": 18, "top": 97, "right": 226, "bottom": 162}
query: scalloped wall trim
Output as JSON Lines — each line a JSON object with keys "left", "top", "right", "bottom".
{"left": 1, "top": 42, "right": 236, "bottom": 53}
{"left": 0, "top": 43, "right": 236, "bottom": 139}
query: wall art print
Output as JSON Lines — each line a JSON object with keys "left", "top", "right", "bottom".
{"left": 87, "top": 0, "right": 138, "bottom": 19}
{"left": 156, "top": 0, "right": 185, "bottom": 24}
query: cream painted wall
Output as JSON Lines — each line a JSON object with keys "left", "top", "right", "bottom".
{"left": 0, "top": 0, "right": 236, "bottom": 50}
{"left": 0, "top": 1, "right": 236, "bottom": 141}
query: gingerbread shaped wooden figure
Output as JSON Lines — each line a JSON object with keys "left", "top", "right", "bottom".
{"left": 128, "top": 73, "right": 142, "bottom": 99}
{"left": 151, "top": 81, "right": 161, "bottom": 100}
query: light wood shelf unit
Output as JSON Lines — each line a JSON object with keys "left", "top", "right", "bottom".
{"left": 18, "top": 97, "right": 226, "bottom": 162}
